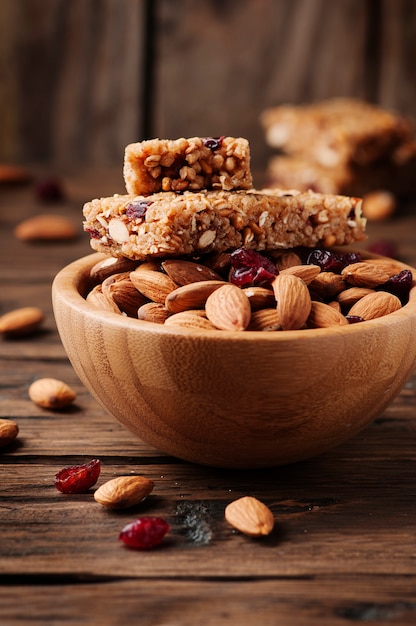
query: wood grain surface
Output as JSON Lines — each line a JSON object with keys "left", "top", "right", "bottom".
{"left": 1, "top": 0, "right": 416, "bottom": 173}
{"left": 1, "top": 168, "right": 416, "bottom": 624}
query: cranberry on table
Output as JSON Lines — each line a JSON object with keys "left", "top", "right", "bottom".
{"left": 367, "top": 240, "right": 398, "bottom": 259}
{"left": 34, "top": 177, "right": 66, "bottom": 202}
{"left": 119, "top": 517, "right": 170, "bottom": 550}
{"left": 54, "top": 459, "right": 101, "bottom": 494}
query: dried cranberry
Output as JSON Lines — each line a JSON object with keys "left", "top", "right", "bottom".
{"left": 35, "top": 177, "right": 65, "bottom": 202}
{"left": 306, "top": 249, "right": 362, "bottom": 273}
{"left": 126, "top": 199, "right": 152, "bottom": 220}
{"left": 85, "top": 227, "right": 101, "bottom": 239}
{"left": 54, "top": 459, "right": 101, "bottom": 494}
{"left": 119, "top": 517, "right": 170, "bottom": 550}
{"left": 229, "top": 248, "right": 277, "bottom": 287}
{"left": 203, "top": 136, "right": 224, "bottom": 151}
{"left": 367, "top": 240, "right": 398, "bottom": 259}
{"left": 346, "top": 315, "right": 365, "bottom": 324}
{"left": 377, "top": 269, "right": 413, "bottom": 303}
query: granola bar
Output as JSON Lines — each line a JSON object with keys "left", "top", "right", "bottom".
{"left": 83, "top": 189, "right": 366, "bottom": 260}
{"left": 266, "top": 143, "right": 416, "bottom": 196}
{"left": 260, "top": 98, "right": 413, "bottom": 168}
{"left": 123, "top": 136, "right": 253, "bottom": 195}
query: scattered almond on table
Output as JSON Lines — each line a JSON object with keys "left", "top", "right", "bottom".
{"left": 225, "top": 496, "right": 275, "bottom": 537}
{"left": 14, "top": 214, "right": 77, "bottom": 241}
{"left": 28, "top": 378, "right": 77, "bottom": 410}
{"left": 362, "top": 190, "right": 397, "bottom": 221}
{"left": 0, "top": 419, "right": 19, "bottom": 448}
{"left": 94, "top": 476, "right": 155, "bottom": 509}
{"left": 0, "top": 306, "right": 44, "bottom": 337}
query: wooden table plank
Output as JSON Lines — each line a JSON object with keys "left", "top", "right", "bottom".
{"left": 1, "top": 576, "right": 416, "bottom": 626}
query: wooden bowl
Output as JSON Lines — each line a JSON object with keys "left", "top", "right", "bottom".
{"left": 52, "top": 251, "right": 416, "bottom": 468}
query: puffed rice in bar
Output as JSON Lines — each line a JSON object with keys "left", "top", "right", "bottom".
{"left": 83, "top": 189, "right": 366, "bottom": 260}
{"left": 123, "top": 136, "right": 253, "bottom": 195}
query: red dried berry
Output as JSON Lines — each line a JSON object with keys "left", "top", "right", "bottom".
{"left": 306, "top": 248, "right": 362, "bottom": 273}
{"left": 203, "top": 136, "right": 224, "bottom": 151}
{"left": 346, "top": 315, "right": 365, "bottom": 324}
{"left": 119, "top": 517, "right": 170, "bottom": 550}
{"left": 126, "top": 199, "right": 153, "bottom": 221}
{"left": 229, "top": 248, "right": 277, "bottom": 287}
{"left": 54, "top": 459, "right": 101, "bottom": 494}
{"left": 377, "top": 269, "right": 413, "bottom": 304}
{"left": 35, "top": 177, "right": 65, "bottom": 202}
{"left": 367, "top": 240, "right": 398, "bottom": 259}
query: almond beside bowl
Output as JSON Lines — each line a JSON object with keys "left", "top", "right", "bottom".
{"left": 52, "top": 249, "right": 416, "bottom": 469}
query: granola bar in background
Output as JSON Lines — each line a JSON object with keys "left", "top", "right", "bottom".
{"left": 260, "top": 98, "right": 413, "bottom": 168}
{"left": 266, "top": 142, "right": 416, "bottom": 197}
{"left": 260, "top": 98, "right": 416, "bottom": 201}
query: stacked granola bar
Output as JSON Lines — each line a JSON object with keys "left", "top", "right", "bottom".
{"left": 83, "top": 136, "right": 366, "bottom": 260}
{"left": 260, "top": 98, "right": 416, "bottom": 197}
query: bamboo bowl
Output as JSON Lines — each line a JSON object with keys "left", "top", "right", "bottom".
{"left": 52, "top": 250, "right": 416, "bottom": 468}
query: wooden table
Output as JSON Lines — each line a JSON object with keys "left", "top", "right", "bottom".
{"left": 1, "top": 169, "right": 416, "bottom": 625}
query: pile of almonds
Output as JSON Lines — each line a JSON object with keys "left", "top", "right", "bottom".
{"left": 86, "top": 247, "right": 413, "bottom": 331}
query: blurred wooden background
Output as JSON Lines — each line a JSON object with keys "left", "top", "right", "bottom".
{"left": 0, "top": 0, "right": 415, "bottom": 174}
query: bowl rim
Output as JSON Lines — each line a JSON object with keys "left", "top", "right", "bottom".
{"left": 52, "top": 249, "right": 416, "bottom": 343}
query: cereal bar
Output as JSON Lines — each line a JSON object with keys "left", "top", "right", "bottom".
{"left": 83, "top": 189, "right": 366, "bottom": 260}
{"left": 266, "top": 144, "right": 416, "bottom": 196}
{"left": 123, "top": 136, "right": 253, "bottom": 195}
{"left": 260, "top": 98, "right": 413, "bottom": 168}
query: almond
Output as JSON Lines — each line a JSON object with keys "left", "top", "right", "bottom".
{"left": 364, "top": 258, "right": 406, "bottom": 274}
{"left": 161, "top": 259, "right": 223, "bottom": 285}
{"left": 248, "top": 308, "right": 281, "bottom": 331}
{"left": 0, "top": 419, "right": 19, "bottom": 448}
{"left": 86, "top": 285, "right": 121, "bottom": 314}
{"left": 307, "top": 301, "right": 349, "bottom": 328}
{"left": 94, "top": 475, "right": 154, "bottom": 509}
{"left": 165, "top": 280, "right": 225, "bottom": 314}
{"left": 164, "top": 310, "right": 216, "bottom": 330}
{"left": 133, "top": 260, "right": 162, "bottom": 273}
{"left": 309, "top": 272, "right": 346, "bottom": 299}
{"left": 280, "top": 264, "right": 321, "bottom": 285}
{"left": 102, "top": 273, "right": 148, "bottom": 317}
{"left": 0, "top": 306, "right": 44, "bottom": 337}
{"left": 225, "top": 496, "right": 274, "bottom": 537}
{"left": 272, "top": 273, "right": 311, "bottom": 330}
{"left": 244, "top": 286, "right": 276, "bottom": 311}
{"left": 108, "top": 218, "right": 129, "bottom": 244}
{"left": 138, "top": 302, "right": 171, "bottom": 324}
{"left": 0, "top": 163, "right": 31, "bottom": 184}
{"left": 362, "top": 190, "right": 397, "bottom": 221}
{"left": 90, "top": 256, "right": 138, "bottom": 282}
{"left": 203, "top": 251, "right": 231, "bottom": 273}
{"left": 341, "top": 262, "right": 393, "bottom": 288}
{"left": 14, "top": 214, "right": 77, "bottom": 241}
{"left": 337, "top": 287, "right": 375, "bottom": 309}
{"left": 276, "top": 251, "right": 302, "bottom": 270}
{"left": 205, "top": 284, "right": 251, "bottom": 331}
{"left": 328, "top": 300, "right": 342, "bottom": 312}
{"left": 105, "top": 278, "right": 148, "bottom": 317}
{"left": 348, "top": 291, "right": 402, "bottom": 320}
{"left": 129, "top": 269, "right": 178, "bottom": 303}
{"left": 28, "top": 378, "right": 76, "bottom": 409}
